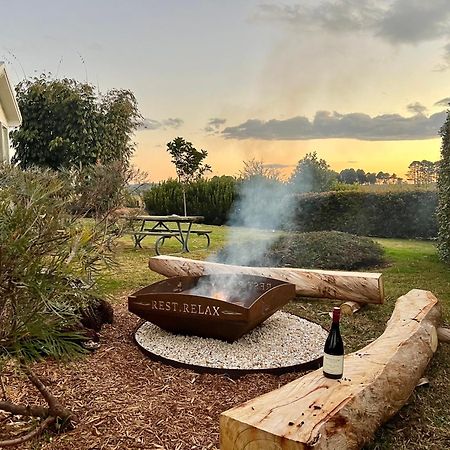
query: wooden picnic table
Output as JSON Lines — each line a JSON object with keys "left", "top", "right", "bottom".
{"left": 123, "top": 214, "right": 210, "bottom": 255}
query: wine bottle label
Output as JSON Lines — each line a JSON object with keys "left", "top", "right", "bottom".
{"left": 323, "top": 353, "right": 344, "bottom": 375}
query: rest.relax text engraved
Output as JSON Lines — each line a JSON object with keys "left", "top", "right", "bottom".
{"left": 151, "top": 300, "right": 220, "bottom": 316}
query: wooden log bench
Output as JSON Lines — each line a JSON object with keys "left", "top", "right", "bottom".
{"left": 220, "top": 289, "right": 442, "bottom": 450}
{"left": 148, "top": 255, "right": 384, "bottom": 304}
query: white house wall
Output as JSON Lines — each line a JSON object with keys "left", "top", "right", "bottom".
{"left": 0, "top": 100, "right": 7, "bottom": 125}
{"left": 0, "top": 102, "right": 9, "bottom": 162}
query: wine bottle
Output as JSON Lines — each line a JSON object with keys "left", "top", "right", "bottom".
{"left": 323, "top": 307, "right": 344, "bottom": 379}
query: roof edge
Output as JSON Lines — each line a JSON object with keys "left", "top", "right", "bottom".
{"left": 0, "top": 63, "right": 22, "bottom": 127}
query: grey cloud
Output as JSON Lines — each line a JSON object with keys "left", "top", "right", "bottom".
{"left": 163, "top": 117, "right": 184, "bottom": 129}
{"left": 435, "top": 97, "right": 450, "bottom": 107}
{"left": 222, "top": 110, "right": 446, "bottom": 141}
{"left": 204, "top": 117, "right": 227, "bottom": 133}
{"left": 406, "top": 102, "right": 427, "bottom": 114}
{"left": 138, "top": 118, "right": 163, "bottom": 130}
{"left": 255, "top": 1, "right": 381, "bottom": 32}
{"left": 256, "top": 1, "right": 450, "bottom": 45}
{"left": 262, "top": 163, "right": 294, "bottom": 169}
{"left": 378, "top": 0, "right": 450, "bottom": 44}
{"left": 138, "top": 117, "right": 184, "bottom": 131}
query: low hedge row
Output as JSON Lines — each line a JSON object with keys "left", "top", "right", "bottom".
{"left": 290, "top": 190, "right": 438, "bottom": 239}
{"left": 143, "top": 176, "right": 236, "bottom": 225}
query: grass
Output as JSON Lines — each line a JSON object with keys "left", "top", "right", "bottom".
{"left": 101, "top": 226, "right": 450, "bottom": 449}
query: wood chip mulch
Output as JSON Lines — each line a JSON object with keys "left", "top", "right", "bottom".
{"left": 1, "top": 298, "right": 305, "bottom": 450}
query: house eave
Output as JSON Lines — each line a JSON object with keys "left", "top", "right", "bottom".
{"left": 0, "top": 63, "right": 22, "bottom": 127}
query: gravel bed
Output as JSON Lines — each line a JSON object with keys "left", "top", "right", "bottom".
{"left": 135, "top": 311, "right": 328, "bottom": 370}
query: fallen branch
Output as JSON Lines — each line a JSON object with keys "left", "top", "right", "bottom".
{"left": 149, "top": 255, "right": 384, "bottom": 304}
{"left": 0, "top": 400, "right": 50, "bottom": 419}
{"left": 21, "top": 365, "right": 72, "bottom": 420}
{"left": 0, "top": 365, "right": 74, "bottom": 446}
{"left": 220, "top": 289, "right": 441, "bottom": 450}
{"left": 0, "top": 416, "right": 55, "bottom": 447}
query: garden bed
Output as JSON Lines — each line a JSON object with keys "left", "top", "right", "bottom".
{"left": 1, "top": 299, "right": 303, "bottom": 450}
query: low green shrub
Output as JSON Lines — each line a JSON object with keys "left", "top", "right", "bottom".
{"left": 216, "top": 231, "right": 385, "bottom": 270}
{"left": 290, "top": 190, "right": 437, "bottom": 239}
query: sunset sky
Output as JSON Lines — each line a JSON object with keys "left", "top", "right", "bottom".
{"left": 2, "top": 0, "right": 449, "bottom": 181}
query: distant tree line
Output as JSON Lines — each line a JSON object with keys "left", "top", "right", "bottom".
{"left": 407, "top": 160, "right": 438, "bottom": 185}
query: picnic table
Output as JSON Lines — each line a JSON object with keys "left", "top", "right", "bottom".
{"left": 124, "top": 215, "right": 210, "bottom": 255}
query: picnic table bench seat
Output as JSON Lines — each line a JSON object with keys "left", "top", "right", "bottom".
{"left": 125, "top": 229, "right": 212, "bottom": 254}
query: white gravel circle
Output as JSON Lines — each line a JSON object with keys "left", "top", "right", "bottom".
{"left": 134, "top": 311, "right": 328, "bottom": 370}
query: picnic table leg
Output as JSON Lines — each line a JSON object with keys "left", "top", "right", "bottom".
{"left": 177, "top": 222, "right": 193, "bottom": 252}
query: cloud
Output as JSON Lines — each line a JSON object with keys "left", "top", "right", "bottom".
{"left": 255, "top": 1, "right": 382, "bottom": 33}
{"left": 204, "top": 117, "right": 227, "bottom": 133}
{"left": 435, "top": 97, "right": 450, "bottom": 107}
{"left": 377, "top": 0, "right": 450, "bottom": 44}
{"left": 256, "top": 1, "right": 450, "bottom": 45}
{"left": 138, "top": 117, "right": 184, "bottom": 131}
{"left": 406, "top": 102, "right": 427, "bottom": 114}
{"left": 222, "top": 110, "right": 446, "bottom": 141}
{"left": 163, "top": 118, "right": 184, "bottom": 129}
{"left": 262, "top": 163, "right": 294, "bottom": 169}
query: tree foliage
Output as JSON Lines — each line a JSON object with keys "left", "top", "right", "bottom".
{"left": 166, "top": 137, "right": 211, "bottom": 215}
{"left": 438, "top": 111, "right": 450, "bottom": 262}
{"left": 289, "top": 151, "right": 337, "bottom": 193}
{"left": 239, "top": 158, "right": 282, "bottom": 181}
{"left": 407, "top": 160, "right": 438, "bottom": 185}
{"left": 10, "top": 75, "right": 141, "bottom": 170}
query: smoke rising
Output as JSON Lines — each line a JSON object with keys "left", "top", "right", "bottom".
{"left": 191, "top": 177, "right": 297, "bottom": 298}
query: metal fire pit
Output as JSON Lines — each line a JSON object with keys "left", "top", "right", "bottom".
{"left": 128, "top": 274, "right": 296, "bottom": 342}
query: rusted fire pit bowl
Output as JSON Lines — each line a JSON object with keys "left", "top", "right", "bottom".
{"left": 128, "top": 274, "right": 296, "bottom": 342}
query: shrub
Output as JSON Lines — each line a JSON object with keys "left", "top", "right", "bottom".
{"left": 0, "top": 165, "right": 115, "bottom": 361}
{"left": 290, "top": 190, "right": 437, "bottom": 239}
{"left": 216, "top": 231, "right": 385, "bottom": 270}
{"left": 143, "top": 176, "right": 236, "bottom": 225}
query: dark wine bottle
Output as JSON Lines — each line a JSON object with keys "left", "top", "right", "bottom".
{"left": 323, "top": 307, "right": 344, "bottom": 379}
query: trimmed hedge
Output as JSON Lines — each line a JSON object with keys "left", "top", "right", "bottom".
{"left": 290, "top": 190, "right": 438, "bottom": 239}
{"left": 143, "top": 176, "right": 236, "bottom": 225}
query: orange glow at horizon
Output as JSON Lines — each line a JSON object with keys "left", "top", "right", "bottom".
{"left": 132, "top": 133, "right": 441, "bottom": 182}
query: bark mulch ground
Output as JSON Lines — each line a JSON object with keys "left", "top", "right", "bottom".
{"left": 1, "top": 297, "right": 304, "bottom": 450}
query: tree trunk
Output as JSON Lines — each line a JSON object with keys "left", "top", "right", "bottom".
{"left": 182, "top": 186, "right": 187, "bottom": 216}
{"left": 220, "top": 289, "right": 441, "bottom": 450}
{"left": 148, "top": 255, "right": 384, "bottom": 304}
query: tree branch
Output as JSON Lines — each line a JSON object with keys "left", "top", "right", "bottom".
{"left": 0, "top": 416, "right": 55, "bottom": 447}
{"left": 21, "top": 364, "right": 73, "bottom": 421}
{"left": 0, "top": 400, "right": 50, "bottom": 419}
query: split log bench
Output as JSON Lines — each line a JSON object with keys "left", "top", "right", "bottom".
{"left": 220, "top": 289, "right": 443, "bottom": 450}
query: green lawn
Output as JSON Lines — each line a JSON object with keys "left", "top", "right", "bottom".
{"left": 102, "top": 226, "right": 450, "bottom": 450}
